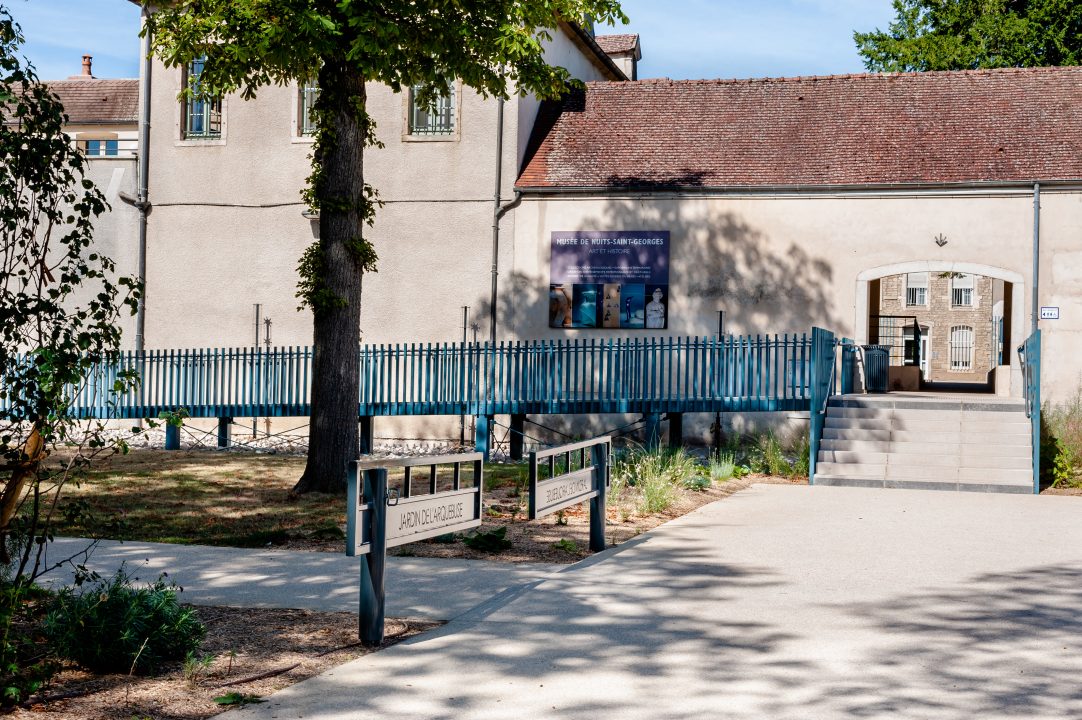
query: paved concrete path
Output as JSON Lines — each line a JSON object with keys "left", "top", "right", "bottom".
{"left": 212, "top": 484, "right": 1082, "bottom": 720}
{"left": 41, "top": 538, "right": 562, "bottom": 621}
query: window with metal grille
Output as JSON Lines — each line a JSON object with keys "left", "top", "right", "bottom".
{"left": 905, "top": 272, "right": 928, "bottom": 306}
{"left": 299, "top": 81, "right": 319, "bottom": 136}
{"left": 950, "top": 325, "right": 974, "bottom": 370}
{"left": 408, "top": 82, "right": 455, "bottom": 135}
{"left": 81, "top": 139, "right": 118, "bottom": 156}
{"left": 184, "top": 57, "right": 222, "bottom": 139}
{"left": 951, "top": 273, "right": 974, "bottom": 307}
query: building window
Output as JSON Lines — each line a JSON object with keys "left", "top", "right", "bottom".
{"left": 951, "top": 273, "right": 974, "bottom": 307}
{"left": 183, "top": 56, "right": 222, "bottom": 139}
{"left": 905, "top": 272, "right": 928, "bottom": 306}
{"left": 299, "top": 81, "right": 319, "bottom": 136}
{"left": 408, "top": 82, "right": 455, "bottom": 136}
{"left": 80, "top": 138, "right": 118, "bottom": 156}
{"left": 950, "top": 325, "right": 974, "bottom": 370}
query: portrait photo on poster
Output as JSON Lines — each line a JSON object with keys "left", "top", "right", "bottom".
{"left": 548, "top": 231, "right": 670, "bottom": 330}
{"left": 645, "top": 285, "right": 668, "bottom": 329}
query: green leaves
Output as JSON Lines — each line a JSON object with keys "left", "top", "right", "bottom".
{"left": 855, "top": 0, "right": 1082, "bottom": 71}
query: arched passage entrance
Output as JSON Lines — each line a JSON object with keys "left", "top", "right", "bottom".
{"left": 854, "top": 261, "right": 1025, "bottom": 397}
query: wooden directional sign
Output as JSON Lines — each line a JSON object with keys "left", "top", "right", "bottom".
{"left": 528, "top": 437, "right": 610, "bottom": 553}
{"left": 346, "top": 452, "right": 484, "bottom": 648}
{"left": 534, "top": 467, "right": 597, "bottom": 517}
{"left": 386, "top": 487, "right": 481, "bottom": 547}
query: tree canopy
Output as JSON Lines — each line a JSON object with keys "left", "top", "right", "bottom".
{"left": 855, "top": 0, "right": 1082, "bottom": 71}
{"left": 145, "top": 1, "right": 627, "bottom": 493}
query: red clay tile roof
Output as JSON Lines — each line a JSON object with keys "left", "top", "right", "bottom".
{"left": 595, "top": 34, "right": 639, "bottom": 55}
{"left": 518, "top": 67, "right": 1082, "bottom": 189}
{"left": 44, "top": 79, "right": 139, "bottom": 125}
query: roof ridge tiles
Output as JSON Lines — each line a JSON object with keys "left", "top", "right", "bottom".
{"left": 584, "top": 65, "right": 1080, "bottom": 88}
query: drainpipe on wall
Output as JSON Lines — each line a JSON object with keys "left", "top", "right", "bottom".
{"left": 1031, "top": 182, "right": 1040, "bottom": 335}
{"left": 134, "top": 5, "right": 153, "bottom": 354}
{"left": 489, "top": 98, "right": 505, "bottom": 345}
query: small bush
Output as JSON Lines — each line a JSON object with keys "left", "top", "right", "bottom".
{"left": 791, "top": 436, "right": 810, "bottom": 479}
{"left": 462, "top": 526, "right": 512, "bottom": 553}
{"left": 682, "top": 475, "right": 711, "bottom": 492}
{"left": 1043, "top": 390, "right": 1082, "bottom": 487}
{"left": 611, "top": 445, "right": 701, "bottom": 514}
{"left": 708, "top": 453, "right": 736, "bottom": 483}
{"left": 43, "top": 568, "right": 205, "bottom": 675}
{"left": 639, "top": 472, "right": 678, "bottom": 513}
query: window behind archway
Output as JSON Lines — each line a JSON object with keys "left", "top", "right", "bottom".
{"left": 950, "top": 325, "right": 974, "bottom": 371}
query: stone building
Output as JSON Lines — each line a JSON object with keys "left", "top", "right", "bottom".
{"left": 873, "top": 272, "right": 1007, "bottom": 387}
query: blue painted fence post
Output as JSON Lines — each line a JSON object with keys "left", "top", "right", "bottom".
{"left": 808, "top": 327, "right": 836, "bottom": 485}
{"left": 165, "top": 423, "right": 180, "bottom": 451}
{"left": 474, "top": 415, "right": 491, "bottom": 461}
{"left": 359, "top": 416, "right": 374, "bottom": 455}
{"left": 217, "top": 417, "right": 232, "bottom": 449}
{"left": 644, "top": 413, "right": 662, "bottom": 450}
{"left": 509, "top": 414, "right": 526, "bottom": 461}
{"left": 840, "top": 340, "right": 856, "bottom": 396}
{"left": 667, "top": 413, "right": 683, "bottom": 450}
{"left": 358, "top": 468, "right": 387, "bottom": 647}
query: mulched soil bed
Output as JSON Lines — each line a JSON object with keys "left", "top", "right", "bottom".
{"left": 11, "top": 607, "right": 440, "bottom": 720}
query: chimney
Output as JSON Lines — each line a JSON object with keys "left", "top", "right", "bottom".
{"left": 82, "top": 55, "right": 93, "bottom": 77}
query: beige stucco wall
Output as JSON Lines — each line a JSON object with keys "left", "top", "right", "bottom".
{"left": 507, "top": 190, "right": 1082, "bottom": 400}
{"left": 80, "top": 157, "right": 141, "bottom": 346}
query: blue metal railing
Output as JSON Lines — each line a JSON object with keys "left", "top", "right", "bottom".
{"left": 1018, "top": 330, "right": 1041, "bottom": 494}
{"left": 3, "top": 333, "right": 823, "bottom": 421}
{"left": 808, "top": 328, "right": 838, "bottom": 484}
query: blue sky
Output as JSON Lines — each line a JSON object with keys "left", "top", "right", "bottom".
{"left": 12, "top": 0, "right": 898, "bottom": 82}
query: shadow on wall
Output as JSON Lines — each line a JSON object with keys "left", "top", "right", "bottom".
{"left": 478, "top": 183, "right": 843, "bottom": 339}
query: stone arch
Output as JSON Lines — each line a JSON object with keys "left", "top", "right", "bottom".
{"left": 854, "top": 260, "right": 1025, "bottom": 396}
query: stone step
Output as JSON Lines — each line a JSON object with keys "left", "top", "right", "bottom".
{"left": 814, "top": 476, "right": 1033, "bottom": 493}
{"left": 814, "top": 462, "right": 886, "bottom": 478}
{"left": 820, "top": 439, "right": 892, "bottom": 452}
{"left": 890, "top": 430, "right": 1030, "bottom": 444}
{"left": 959, "top": 454, "right": 1032, "bottom": 470}
{"left": 824, "top": 416, "right": 891, "bottom": 430}
{"left": 958, "top": 467, "right": 1033, "bottom": 484}
{"left": 822, "top": 427, "right": 891, "bottom": 442}
{"left": 958, "top": 443, "right": 1031, "bottom": 458}
{"left": 818, "top": 450, "right": 890, "bottom": 465}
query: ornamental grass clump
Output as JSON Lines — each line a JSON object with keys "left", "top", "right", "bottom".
{"left": 611, "top": 445, "right": 703, "bottom": 514}
{"left": 44, "top": 568, "right": 205, "bottom": 675}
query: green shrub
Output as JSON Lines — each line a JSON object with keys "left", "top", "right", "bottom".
{"left": 791, "top": 436, "right": 810, "bottom": 479}
{"left": 462, "top": 526, "right": 512, "bottom": 553}
{"left": 1043, "top": 391, "right": 1082, "bottom": 487}
{"left": 0, "top": 581, "right": 59, "bottom": 706}
{"left": 43, "top": 568, "right": 205, "bottom": 675}
{"left": 638, "top": 472, "right": 678, "bottom": 513}
{"left": 611, "top": 445, "right": 702, "bottom": 514}
{"left": 682, "top": 475, "right": 711, "bottom": 492}
{"left": 708, "top": 453, "right": 736, "bottom": 483}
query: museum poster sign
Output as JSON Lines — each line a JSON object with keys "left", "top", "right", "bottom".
{"left": 549, "top": 230, "right": 670, "bottom": 329}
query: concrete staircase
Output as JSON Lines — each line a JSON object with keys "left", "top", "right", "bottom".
{"left": 814, "top": 394, "right": 1033, "bottom": 493}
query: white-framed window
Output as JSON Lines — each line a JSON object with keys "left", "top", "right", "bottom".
{"left": 949, "top": 325, "right": 974, "bottom": 370}
{"left": 299, "top": 81, "right": 319, "bottom": 136}
{"left": 951, "top": 273, "right": 974, "bottom": 307}
{"left": 408, "top": 82, "right": 455, "bottom": 136}
{"left": 183, "top": 56, "right": 222, "bottom": 139}
{"left": 905, "top": 272, "right": 928, "bottom": 306}
{"left": 78, "top": 137, "right": 119, "bottom": 156}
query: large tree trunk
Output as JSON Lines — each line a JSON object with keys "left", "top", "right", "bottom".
{"left": 293, "top": 63, "right": 367, "bottom": 495}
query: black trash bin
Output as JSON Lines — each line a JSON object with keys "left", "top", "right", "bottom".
{"left": 862, "top": 345, "right": 890, "bottom": 393}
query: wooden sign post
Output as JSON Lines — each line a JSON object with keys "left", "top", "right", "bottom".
{"left": 528, "top": 438, "right": 610, "bottom": 553}
{"left": 346, "top": 453, "right": 484, "bottom": 647}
